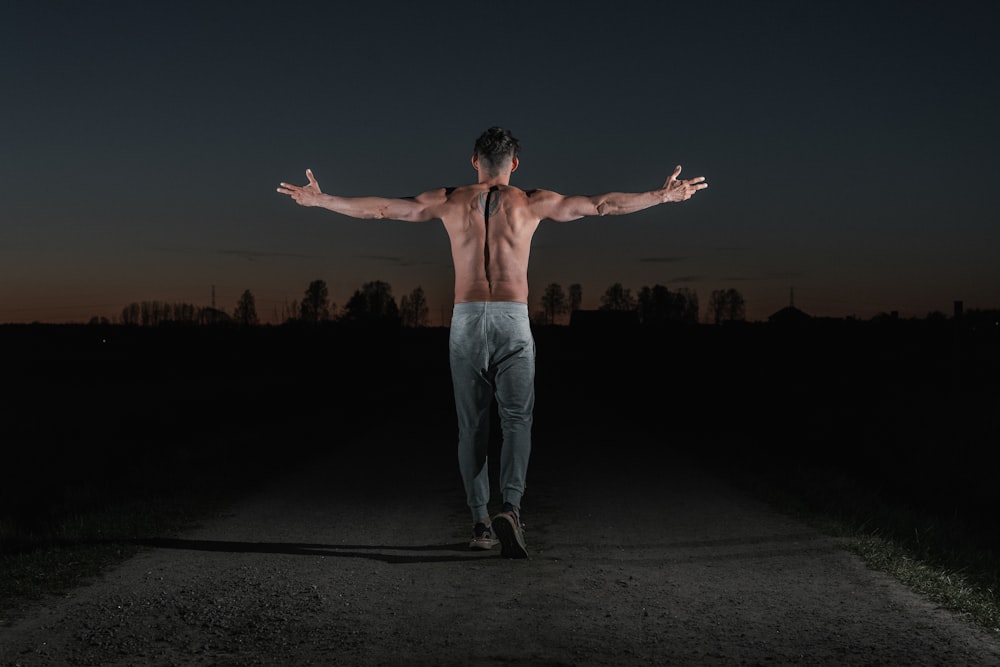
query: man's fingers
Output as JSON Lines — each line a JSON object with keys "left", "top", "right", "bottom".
{"left": 660, "top": 166, "right": 709, "bottom": 200}
{"left": 663, "top": 165, "right": 683, "bottom": 189}
{"left": 305, "top": 169, "right": 323, "bottom": 193}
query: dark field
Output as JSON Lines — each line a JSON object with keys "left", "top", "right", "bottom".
{"left": 2, "top": 316, "right": 998, "bottom": 558}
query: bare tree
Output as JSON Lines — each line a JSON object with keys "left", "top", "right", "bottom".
{"left": 233, "top": 289, "right": 259, "bottom": 326}
{"left": 708, "top": 288, "right": 746, "bottom": 324}
{"left": 676, "top": 287, "right": 699, "bottom": 323}
{"left": 540, "top": 283, "right": 568, "bottom": 325}
{"left": 637, "top": 284, "right": 670, "bottom": 324}
{"left": 121, "top": 302, "right": 140, "bottom": 325}
{"left": 400, "top": 286, "right": 430, "bottom": 327}
{"left": 120, "top": 300, "right": 224, "bottom": 326}
{"left": 568, "top": 283, "right": 583, "bottom": 312}
{"left": 170, "top": 302, "right": 197, "bottom": 323}
{"left": 637, "top": 284, "right": 699, "bottom": 325}
{"left": 140, "top": 301, "right": 159, "bottom": 326}
{"left": 300, "top": 279, "right": 332, "bottom": 323}
{"left": 599, "top": 283, "right": 637, "bottom": 311}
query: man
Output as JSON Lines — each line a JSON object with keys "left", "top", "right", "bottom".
{"left": 277, "top": 127, "right": 707, "bottom": 558}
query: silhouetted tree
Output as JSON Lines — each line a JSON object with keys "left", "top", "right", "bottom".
{"left": 677, "top": 287, "right": 699, "bottom": 323}
{"left": 139, "top": 301, "right": 197, "bottom": 326}
{"left": 118, "top": 301, "right": 232, "bottom": 327}
{"left": 540, "top": 283, "right": 568, "bottom": 325}
{"left": 599, "top": 283, "right": 637, "bottom": 311}
{"left": 121, "top": 303, "right": 140, "bottom": 325}
{"left": 399, "top": 286, "right": 430, "bottom": 327}
{"left": 637, "top": 284, "right": 699, "bottom": 325}
{"left": 638, "top": 285, "right": 670, "bottom": 325}
{"left": 568, "top": 283, "right": 583, "bottom": 312}
{"left": 119, "top": 300, "right": 230, "bottom": 326}
{"left": 140, "top": 301, "right": 160, "bottom": 326}
{"left": 184, "top": 304, "right": 196, "bottom": 321}
{"left": 708, "top": 288, "right": 746, "bottom": 324}
{"left": 300, "top": 279, "right": 332, "bottom": 323}
{"left": 343, "top": 280, "right": 399, "bottom": 323}
{"left": 165, "top": 302, "right": 197, "bottom": 323}
{"left": 400, "top": 295, "right": 413, "bottom": 325}
{"left": 233, "top": 289, "right": 259, "bottom": 326}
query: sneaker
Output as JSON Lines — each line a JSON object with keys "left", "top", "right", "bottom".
{"left": 491, "top": 505, "right": 528, "bottom": 559}
{"left": 469, "top": 522, "right": 499, "bottom": 550}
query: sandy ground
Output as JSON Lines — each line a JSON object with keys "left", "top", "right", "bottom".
{"left": 2, "top": 416, "right": 999, "bottom": 667}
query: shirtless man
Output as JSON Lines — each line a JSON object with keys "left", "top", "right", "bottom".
{"left": 277, "top": 127, "right": 707, "bottom": 558}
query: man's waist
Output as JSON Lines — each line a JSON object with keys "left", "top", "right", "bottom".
{"left": 452, "top": 301, "right": 529, "bottom": 314}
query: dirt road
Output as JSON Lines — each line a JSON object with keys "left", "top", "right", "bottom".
{"left": 2, "top": 417, "right": 999, "bottom": 666}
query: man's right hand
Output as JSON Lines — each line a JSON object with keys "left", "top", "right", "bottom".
{"left": 277, "top": 169, "right": 324, "bottom": 207}
{"left": 660, "top": 165, "right": 708, "bottom": 203}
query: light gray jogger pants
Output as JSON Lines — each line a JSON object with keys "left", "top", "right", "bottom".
{"left": 449, "top": 302, "right": 535, "bottom": 523}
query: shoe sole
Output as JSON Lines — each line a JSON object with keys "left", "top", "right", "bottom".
{"left": 491, "top": 513, "right": 528, "bottom": 559}
{"left": 469, "top": 538, "right": 499, "bottom": 550}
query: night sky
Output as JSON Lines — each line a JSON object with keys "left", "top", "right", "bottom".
{"left": 3, "top": 0, "right": 998, "bottom": 324}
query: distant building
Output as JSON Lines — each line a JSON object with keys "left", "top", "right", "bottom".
{"left": 768, "top": 288, "right": 811, "bottom": 326}
{"left": 768, "top": 304, "right": 811, "bottom": 325}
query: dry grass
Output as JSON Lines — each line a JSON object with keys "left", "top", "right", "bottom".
{"left": 729, "top": 461, "right": 1000, "bottom": 637}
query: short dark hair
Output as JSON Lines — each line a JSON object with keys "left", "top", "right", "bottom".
{"left": 473, "top": 126, "right": 519, "bottom": 174}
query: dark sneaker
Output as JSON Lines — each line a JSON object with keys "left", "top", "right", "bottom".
{"left": 469, "top": 522, "right": 499, "bottom": 550}
{"left": 491, "top": 508, "right": 528, "bottom": 559}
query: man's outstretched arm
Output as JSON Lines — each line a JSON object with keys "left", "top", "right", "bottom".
{"left": 277, "top": 169, "right": 443, "bottom": 222}
{"left": 533, "top": 165, "right": 707, "bottom": 222}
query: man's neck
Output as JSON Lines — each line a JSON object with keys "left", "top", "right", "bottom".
{"left": 477, "top": 172, "right": 511, "bottom": 187}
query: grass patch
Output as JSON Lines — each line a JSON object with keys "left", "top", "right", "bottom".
{"left": 850, "top": 532, "right": 999, "bottom": 632}
{"left": 725, "top": 458, "right": 1000, "bottom": 636}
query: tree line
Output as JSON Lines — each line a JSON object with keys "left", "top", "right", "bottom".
{"left": 94, "top": 280, "right": 427, "bottom": 328}
{"left": 94, "top": 280, "right": 748, "bottom": 327}
{"left": 536, "top": 282, "right": 745, "bottom": 326}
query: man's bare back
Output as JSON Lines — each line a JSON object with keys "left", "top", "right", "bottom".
{"left": 431, "top": 183, "right": 540, "bottom": 304}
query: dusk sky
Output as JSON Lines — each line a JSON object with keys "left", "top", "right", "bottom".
{"left": 3, "top": 1, "right": 997, "bottom": 324}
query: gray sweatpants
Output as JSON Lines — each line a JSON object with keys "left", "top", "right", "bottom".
{"left": 449, "top": 302, "right": 535, "bottom": 523}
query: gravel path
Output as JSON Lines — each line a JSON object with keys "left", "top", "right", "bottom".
{"left": 2, "top": 420, "right": 999, "bottom": 667}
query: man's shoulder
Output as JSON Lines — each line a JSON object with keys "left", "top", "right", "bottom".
{"left": 431, "top": 184, "right": 483, "bottom": 198}
{"left": 522, "top": 187, "right": 561, "bottom": 201}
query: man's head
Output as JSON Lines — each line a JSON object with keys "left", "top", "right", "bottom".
{"left": 473, "top": 126, "right": 519, "bottom": 177}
